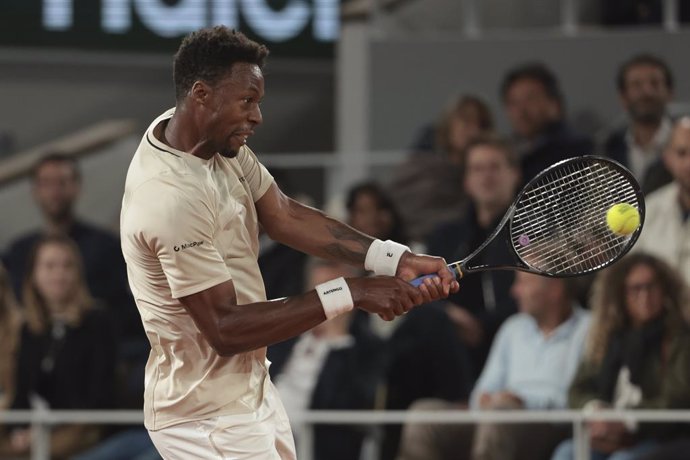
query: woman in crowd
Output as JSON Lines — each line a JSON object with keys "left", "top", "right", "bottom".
{"left": 0, "top": 263, "right": 20, "bottom": 409}
{"left": 388, "top": 94, "right": 494, "bottom": 242}
{"left": 552, "top": 253, "right": 690, "bottom": 460}
{"left": 4, "top": 235, "right": 117, "bottom": 459}
{"left": 346, "top": 181, "right": 409, "bottom": 246}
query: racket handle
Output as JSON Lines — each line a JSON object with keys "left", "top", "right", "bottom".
{"left": 410, "top": 264, "right": 460, "bottom": 287}
{"left": 410, "top": 274, "right": 437, "bottom": 287}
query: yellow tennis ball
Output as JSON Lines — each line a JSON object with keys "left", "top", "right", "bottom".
{"left": 606, "top": 203, "right": 640, "bottom": 236}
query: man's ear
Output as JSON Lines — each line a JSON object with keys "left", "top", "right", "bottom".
{"left": 190, "top": 80, "right": 211, "bottom": 105}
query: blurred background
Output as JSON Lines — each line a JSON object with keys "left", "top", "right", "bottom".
{"left": 2, "top": 2, "right": 690, "bottom": 460}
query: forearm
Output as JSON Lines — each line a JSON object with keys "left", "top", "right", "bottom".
{"left": 215, "top": 292, "right": 327, "bottom": 355}
{"left": 263, "top": 197, "right": 374, "bottom": 266}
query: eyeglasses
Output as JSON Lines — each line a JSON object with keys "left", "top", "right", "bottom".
{"left": 625, "top": 281, "right": 661, "bottom": 296}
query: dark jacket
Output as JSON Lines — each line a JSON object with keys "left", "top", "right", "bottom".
{"left": 520, "top": 120, "right": 594, "bottom": 184}
{"left": 3, "top": 220, "right": 140, "bottom": 340}
{"left": 426, "top": 203, "right": 518, "bottom": 376}
{"left": 268, "top": 328, "right": 385, "bottom": 460}
{"left": 603, "top": 127, "right": 673, "bottom": 195}
{"left": 12, "top": 308, "right": 118, "bottom": 411}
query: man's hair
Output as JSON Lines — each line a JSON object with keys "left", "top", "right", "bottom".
{"left": 173, "top": 26, "right": 269, "bottom": 101}
{"left": 31, "top": 152, "right": 81, "bottom": 182}
{"left": 616, "top": 53, "right": 674, "bottom": 93}
{"left": 463, "top": 133, "right": 520, "bottom": 169}
{"left": 500, "top": 62, "right": 563, "bottom": 106}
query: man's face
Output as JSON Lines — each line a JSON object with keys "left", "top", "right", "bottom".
{"left": 504, "top": 78, "right": 560, "bottom": 140}
{"left": 464, "top": 145, "right": 519, "bottom": 210}
{"left": 663, "top": 119, "right": 690, "bottom": 193}
{"left": 203, "top": 62, "right": 265, "bottom": 158}
{"left": 510, "top": 271, "right": 560, "bottom": 318}
{"left": 32, "top": 161, "right": 80, "bottom": 221}
{"left": 620, "top": 64, "right": 671, "bottom": 124}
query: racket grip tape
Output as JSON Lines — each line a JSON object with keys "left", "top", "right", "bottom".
{"left": 410, "top": 264, "right": 461, "bottom": 287}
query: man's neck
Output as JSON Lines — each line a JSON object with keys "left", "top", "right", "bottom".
{"left": 535, "top": 303, "right": 573, "bottom": 336}
{"left": 630, "top": 120, "right": 662, "bottom": 148}
{"left": 476, "top": 202, "right": 505, "bottom": 228}
{"left": 45, "top": 216, "right": 74, "bottom": 234}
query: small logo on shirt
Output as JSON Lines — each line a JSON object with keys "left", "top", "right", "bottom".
{"left": 322, "top": 287, "right": 343, "bottom": 295}
{"left": 174, "top": 241, "right": 204, "bottom": 252}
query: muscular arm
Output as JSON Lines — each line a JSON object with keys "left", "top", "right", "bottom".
{"left": 256, "top": 183, "right": 373, "bottom": 265}
{"left": 181, "top": 276, "right": 423, "bottom": 357}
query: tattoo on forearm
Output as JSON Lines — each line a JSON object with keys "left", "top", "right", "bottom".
{"left": 324, "top": 224, "right": 370, "bottom": 263}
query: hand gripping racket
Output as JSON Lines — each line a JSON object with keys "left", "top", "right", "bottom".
{"left": 411, "top": 156, "right": 645, "bottom": 286}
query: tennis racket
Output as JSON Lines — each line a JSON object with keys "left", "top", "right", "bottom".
{"left": 411, "top": 156, "right": 645, "bottom": 286}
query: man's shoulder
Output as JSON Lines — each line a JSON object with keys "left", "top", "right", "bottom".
{"left": 646, "top": 182, "right": 677, "bottom": 205}
{"left": 6, "top": 230, "right": 42, "bottom": 251}
{"left": 497, "top": 313, "right": 532, "bottom": 337}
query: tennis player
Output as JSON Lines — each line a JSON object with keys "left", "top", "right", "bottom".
{"left": 120, "top": 26, "right": 458, "bottom": 459}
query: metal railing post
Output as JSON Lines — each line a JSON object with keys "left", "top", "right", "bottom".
{"left": 664, "top": 0, "right": 679, "bottom": 31}
{"left": 561, "top": 0, "right": 578, "bottom": 35}
{"left": 30, "top": 406, "right": 50, "bottom": 460}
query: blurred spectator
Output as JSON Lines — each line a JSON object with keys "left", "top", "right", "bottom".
{"left": 501, "top": 62, "right": 594, "bottom": 183}
{"left": 380, "top": 303, "right": 474, "bottom": 460}
{"left": 269, "top": 258, "right": 385, "bottom": 460}
{"left": 411, "top": 95, "right": 494, "bottom": 164}
{"left": 389, "top": 95, "right": 494, "bottom": 242}
{"left": 602, "top": 54, "right": 674, "bottom": 194}
{"left": 0, "top": 263, "right": 20, "bottom": 409}
{"left": 426, "top": 134, "right": 520, "bottom": 378}
{"left": 552, "top": 253, "right": 690, "bottom": 460}
{"left": 633, "top": 117, "right": 690, "bottom": 284}
{"left": 2, "top": 153, "right": 140, "bottom": 343}
{"left": 347, "top": 181, "right": 409, "bottom": 245}
{"left": 1, "top": 235, "right": 118, "bottom": 459}
{"left": 396, "top": 272, "right": 589, "bottom": 460}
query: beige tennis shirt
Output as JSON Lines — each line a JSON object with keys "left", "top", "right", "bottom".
{"left": 120, "top": 109, "right": 274, "bottom": 430}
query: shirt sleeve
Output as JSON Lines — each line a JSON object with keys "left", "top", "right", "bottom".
{"left": 126, "top": 180, "right": 232, "bottom": 299}
{"left": 238, "top": 146, "right": 274, "bottom": 202}
{"left": 469, "top": 319, "right": 511, "bottom": 409}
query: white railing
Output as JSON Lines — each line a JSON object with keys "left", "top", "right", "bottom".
{"left": 3, "top": 409, "right": 690, "bottom": 460}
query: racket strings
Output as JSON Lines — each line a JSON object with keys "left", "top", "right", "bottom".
{"left": 510, "top": 160, "right": 641, "bottom": 275}
{"left": 520, "top": 169, "right": 633, "bottom": 272}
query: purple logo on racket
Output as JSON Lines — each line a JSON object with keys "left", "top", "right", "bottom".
{"left": 518, "top": 234, "right": 530, "bottom": 246}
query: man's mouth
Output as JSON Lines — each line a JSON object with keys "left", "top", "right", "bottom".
{"left": 233, "top": 130, "right": 254, "bottom": 144}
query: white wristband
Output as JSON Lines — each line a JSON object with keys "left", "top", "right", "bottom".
{"left": 364, "top": 239, "right": 410, "bottom": 276}
{"left": 316, "top": 277, "right": 354, "bottom": 320}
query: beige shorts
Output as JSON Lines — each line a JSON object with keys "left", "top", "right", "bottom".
{"left": 149, "top": 383, "right": 296, "bottom": 460}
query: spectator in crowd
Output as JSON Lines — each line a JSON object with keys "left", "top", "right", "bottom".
{"left": 396, "top": 272, "right": 590, "bottom": 460}
{"left": 603, "top": 54, "right": 674, "bottom": 194}
{"left": 1, "top": 235, "right": 118, "bottom": 459}
{"left": 552, "top": 253, "right": 690, "bottom": 460}
{"left": 268, "top": 258, "right": 385, "bottom": 460}
{"left": 633, "top": 117, "right": 690, "bottom": 283}
{"left": 389, "top": 95, "right": 494, "bottom": 242}
{"left": 501, "top": 62, "right": 594, "bottom": 183}
{"left": 2, "top": 153, "right": 140, "bottom": 343}
{"left": 347, "top": 181, "right": 409, "bottom": 247}
{"left": 0, "top": 263, "right": 20, "bottom": 409}
{"left": 426, "top": 134, "right": 520, "bottom": 378}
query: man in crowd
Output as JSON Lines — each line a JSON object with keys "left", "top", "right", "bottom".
{"left": 603, "top": 53, "right": 675, "bottom": 194}
{"left": 397, "top": 272, "right": 590, "bottom": 460}
{"left": 501, "top": 62, "right": 594, "bottom": 183}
